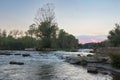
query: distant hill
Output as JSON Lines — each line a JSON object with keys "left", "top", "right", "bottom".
{"left": 76, "top": 35, "right": 107, "bottom": 44}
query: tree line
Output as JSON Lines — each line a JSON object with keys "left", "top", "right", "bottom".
{"left": 0, "top": 3, "right": 78, "bottom": 51}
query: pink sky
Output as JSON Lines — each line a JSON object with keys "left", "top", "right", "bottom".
{"left": 79, "top": 39, "right": 105, "bottom": 44}
{"left": 76, "top": 35, "right": 107, "bottom": 44}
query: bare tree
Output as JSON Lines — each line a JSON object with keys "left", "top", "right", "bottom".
{"left": 34, "top": 3, "right": 59, "bottom": 48}
{"left": 34, "top": 3, "right": 55, "bottom": 25}
{"left": 34, "top": 3, "right": 58, "bottom": 38}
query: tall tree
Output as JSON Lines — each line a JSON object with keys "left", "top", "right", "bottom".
{"left": 34, "top": 3, "right": 58, "bottom": 48}
{"left": 108, "top": 23, "right": 120, "bottom": 46}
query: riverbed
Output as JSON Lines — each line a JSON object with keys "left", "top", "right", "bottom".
{"left": 0, "top": 51, "right": 117, "bottom": 80}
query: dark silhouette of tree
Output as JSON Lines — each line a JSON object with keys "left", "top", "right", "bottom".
{"left": 58, "top": 29, "right": 78, "bottom": 50}
{"left": 108, "top": 24, "right": 120, "bottom": 46}
{"left": 35, "top": 3, "right": 55, "bottom": 25}
{"left": 28, "top": 24, "right": 36, "bottom": 37}
{"left": 2, "top": 30, "right": 7, "bottom": 37}
{"left": 34, "top": 3, "right": 58, "bottom": 49}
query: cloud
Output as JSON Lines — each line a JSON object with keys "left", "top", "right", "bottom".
{"left": 76, "top": 35, "right": 107, "bottom": 44}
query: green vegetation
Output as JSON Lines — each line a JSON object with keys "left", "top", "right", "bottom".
{"left": 57, "top": 29, "right": 78, "bottom": 50}
{"left": 109, "top": 53, "right": 120, "bottom": 68}
{"left": 108, "top": 24, "right": 120, "bottom": 68}
{"left": 87, "top": 54, "right": 93, "bottom": 57}
{"left": 0, "top": 3, "right": 78, "bottom": 51}
{"left": 108, "top": 24, "right": 120, "bottom": 47}
{"left": 0, "top": 31, "right": 37, "bottom": 50}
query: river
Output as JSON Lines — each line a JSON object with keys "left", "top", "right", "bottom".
{"left": 0, "top": 50, "right": 118, "bottom": 80}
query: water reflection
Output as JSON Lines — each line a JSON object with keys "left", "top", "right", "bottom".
{"left": 37, "top": 64, "right": 55, "bottom": 80}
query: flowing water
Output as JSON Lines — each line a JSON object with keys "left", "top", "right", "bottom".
{"left": 0, "top": 51, "right": 118, "bottom": 80}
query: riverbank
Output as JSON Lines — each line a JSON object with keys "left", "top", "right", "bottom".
{"left": 64, "top": 53, "right": 120, "bottom": 75}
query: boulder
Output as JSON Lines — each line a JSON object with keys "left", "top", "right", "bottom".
{"left": 9, "top": 61, "right": 24, "bottom": 65}
{"left": 65, "top": 56, "right": 82, "bottom": 64}
{"left": 86, "top": 59, "right": 102, "bottom": 63}
{"left": 0, "top": 52, "right": 12, "bottom": 56}
{"left": 22, "top": 54, "right": 30, "bottom": 57}
{"left": 14, "top": 53, "right": 21, "bottom": 55}
{"left": 98, "top": 70, "right": 110, "bottom": 75}
{"left": 87, "top": 66, "right": 98, "bottom": 73}
{"left": 69, "top": 59, "right": 81, "bottom": 64}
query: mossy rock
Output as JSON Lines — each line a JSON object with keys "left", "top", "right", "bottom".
{"left": 87, "top": 54, "right": 94, "bottom": 57}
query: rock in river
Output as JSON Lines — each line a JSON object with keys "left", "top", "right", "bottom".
{"left": 87, "top": 66, "right": 98, "bottom": 73}
{"left": 22, "top": 54, "right": 30, "bottom": 57}
{"left": 14, "top": 53, "right": 21, "bottom": 55}
{"left": 0, "top": 52, "right": 12, "bottom": 56}
{"left": 9, "top": 61, "right": 24, "bottom": 65}
{"left": 65, "top": 56, "right": 82, "bottom": 64}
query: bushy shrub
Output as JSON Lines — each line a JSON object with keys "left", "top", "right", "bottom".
{"left": 109, "top": 53, "right": 120, "bottom": 68}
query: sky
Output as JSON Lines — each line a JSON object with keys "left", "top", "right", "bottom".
{"left": 76, "top": 35, "right": 107, "bottom": 44}
{"left": 0, "top": 0, "right": 120, "bottom": 43}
